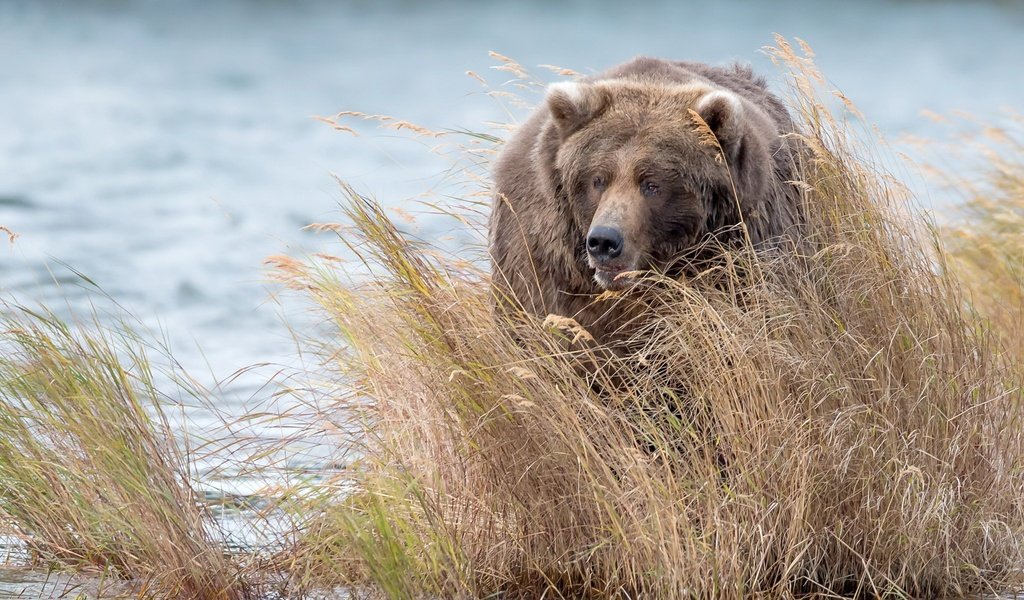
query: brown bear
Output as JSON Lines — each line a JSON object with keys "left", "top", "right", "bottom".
{"left": 489, "top": 57, "right": 803, "bottom": 343}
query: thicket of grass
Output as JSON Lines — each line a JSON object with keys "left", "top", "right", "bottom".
{"left": 940, "top": 113, "right": 1024, "bottom": 363}
{"left": 274, "top": 41, "right": 1024, "bottom": 598}
{"left": 0, "top": 39, "right": 1022, "bottom": 599}
{"left": 0, "top": 305, "right": 249, "bottom": 599}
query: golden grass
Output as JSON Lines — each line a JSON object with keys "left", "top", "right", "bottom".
{"left": 274, "top": 40, "right": 1024, "bottom": 599}
{"left": 940, "top": 113, "right": 1024, "bottom": 364}
{"left": 0, "top": 304, "right": 249, "bottom": 600}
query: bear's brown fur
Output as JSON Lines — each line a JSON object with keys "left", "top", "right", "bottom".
{"left": 489, "top": 57, "right": 803, "bottom": 343}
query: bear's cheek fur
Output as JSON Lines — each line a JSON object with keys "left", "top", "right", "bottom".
{"left": 648, "top": 198, "right": 708, "bottom": 266}
{"left": 557, "top": 160, "right": 608, "bottom": 260}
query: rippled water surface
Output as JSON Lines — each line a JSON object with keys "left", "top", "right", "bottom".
{"left": 4, "top": 0, "right": 1024, "bottom": 390}
{"left": 1, "top": 1, "right": 1024, "bottom": 592}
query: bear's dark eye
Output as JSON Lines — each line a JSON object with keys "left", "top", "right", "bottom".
{"left": 592, "top": 175, "right": 606, "bottom": 191}
{"left": 641, "top": 180, "right": 660, "bottom": 198}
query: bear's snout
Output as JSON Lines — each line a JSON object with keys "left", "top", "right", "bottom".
{"left": 586, "top": 226, "right": 624, "bottom": 262}
{"left": 586, "top": 224, "right": 636, "bottom": 290}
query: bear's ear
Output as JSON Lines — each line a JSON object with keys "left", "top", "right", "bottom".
{"left": 546, "top": 81, "right": 609, "bottom": 139}
{"left": 695, "top": 90, "right": 745, "bottom": 151}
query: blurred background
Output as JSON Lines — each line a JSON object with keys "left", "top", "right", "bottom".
{"left": 2, "top": 0, "right": 1023, "bottom": 398}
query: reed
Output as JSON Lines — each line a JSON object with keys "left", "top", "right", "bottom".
{"left": 941, "top": 112, "right": 1024, "bottom": 364}
{"left": 0, "top": 303, "right": 249, "bottom": 600}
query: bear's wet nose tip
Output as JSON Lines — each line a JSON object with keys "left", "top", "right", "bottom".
{"left": 587, "top": 226, "right": 624, "bottom": 261}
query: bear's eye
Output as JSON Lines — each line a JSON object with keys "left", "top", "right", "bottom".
{"left": 591, "top": 175, "right": 606, "bottom": 191}
{"left": 641, "top": 180, "right": 660, "bottom": 197}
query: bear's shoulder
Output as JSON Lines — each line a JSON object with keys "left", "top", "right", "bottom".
{"left": 588, "top": 57, "right": 789, "bottom": 132}
{"left": 588, "top": 57, "right": 765, "bottom": 89}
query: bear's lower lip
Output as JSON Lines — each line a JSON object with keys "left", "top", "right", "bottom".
{"left": 594, "top": 263, "right": 625, "bottom": 276}
{"left": 593, "top": 264, "right": 634, "bottom": 290}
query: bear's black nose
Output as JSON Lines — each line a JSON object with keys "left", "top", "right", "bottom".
{"left": 586, "top": 226, "right": 624, "bottom": 261}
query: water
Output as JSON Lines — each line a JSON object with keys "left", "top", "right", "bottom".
{"left": 3, "top": 0, "right": 1024, "bottom": 390}
{"left": 1, "top": 0, "right": 1023, "bottom": 593}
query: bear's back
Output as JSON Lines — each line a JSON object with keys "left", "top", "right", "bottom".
{"left": 587, "top": 57, "right": 795, "bottom": 143}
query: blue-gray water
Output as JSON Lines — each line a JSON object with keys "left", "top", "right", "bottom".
{"left": 1, "top": 0, "right": 1024, "bottom": 592}
{"left": 3, "top": 0, "right": 1024, "bottom": 392}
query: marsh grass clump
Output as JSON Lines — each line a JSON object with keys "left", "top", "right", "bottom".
{"left": 278, "top": 40, "right": 1024, "bottom": 599}
{"left": 0, "top": 303, "right": 249, "bottom": 600}
{"left": 939, "top": 113, "right": 1024, "bottom": 363}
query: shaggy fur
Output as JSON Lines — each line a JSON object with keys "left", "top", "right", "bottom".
{"left": 490, "top": 57, "right": 803, "bottom": 342}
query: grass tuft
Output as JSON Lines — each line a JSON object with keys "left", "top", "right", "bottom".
{"left": 940, "top": 112, "right": 1024, "bottom": 363}
{"left": 0, "top": 303, "right": 249, "bottom": 599}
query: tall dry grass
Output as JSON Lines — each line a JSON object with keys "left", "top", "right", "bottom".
{"left": 0, "top": 302, "right": 250, "bottom": 600}
{"left": 274, "top": 40, "right": 1024, "bottom": 599}
{"left": 939, "top": 113, "right": 1024, "bottom": 364}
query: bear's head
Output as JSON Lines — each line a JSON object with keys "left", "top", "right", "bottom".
{"left": 544, "top": 79, "right": 778, "bottom": 291}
